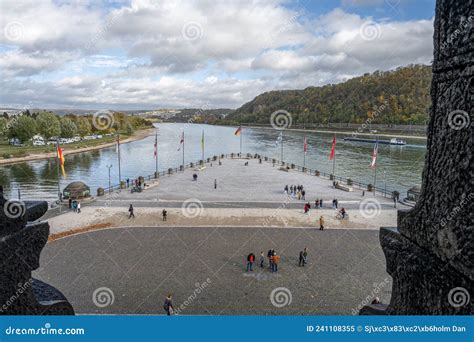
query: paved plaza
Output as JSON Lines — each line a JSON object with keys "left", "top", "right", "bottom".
{"left": 35, "top": 226, "right": 391, "bottom": 315}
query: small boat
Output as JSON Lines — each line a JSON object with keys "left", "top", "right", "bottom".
{"left": 343, "top": 137, "right": 407, "bottom": 145}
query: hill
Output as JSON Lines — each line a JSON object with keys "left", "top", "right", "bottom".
{"left": 223, "top": 64, "right": 431, "bottom": 125}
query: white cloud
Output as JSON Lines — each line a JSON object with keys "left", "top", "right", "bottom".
{"left": 0, "top": 0, "right": 434, "bottom": 109}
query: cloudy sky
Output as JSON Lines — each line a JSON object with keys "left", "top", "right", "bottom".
{"left": 0, "top": 0, "right": 435, "bottom": 110}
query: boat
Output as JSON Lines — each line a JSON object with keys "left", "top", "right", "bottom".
{"left": 343, "top": 137, "right": 407, "bottom": 145}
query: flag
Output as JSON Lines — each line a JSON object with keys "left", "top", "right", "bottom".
{"left": 234, "top": 126, "right": 242, "bottom": 136}
{"left": 304, "top": 136, "right": 308, "bottom": 154}
{"left": 201, "top": 130, "right": 205, "bottom": 151}
{"left": 329, "top": 134, "right": 336, "bottom": 160}
{"left": 56, "top": 145, "right": 66, "bottom": 178}
{"left": 116, "top": 134, "right": 120, "bottom": 153}
{"left": 177, "top": 131, "right": 184, "bottom": 151}
{"left": 154, "top": 132, "right": 158, "bottom": 158}
{"left": 275, "top": 132, "right": 282, "bottom": 146}
{"left": 370, "top": 140, "right": 378, "bottom": 168}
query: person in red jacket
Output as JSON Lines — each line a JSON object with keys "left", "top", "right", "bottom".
{"left": 246, "top": 253, "right": 255, "bottom": 272}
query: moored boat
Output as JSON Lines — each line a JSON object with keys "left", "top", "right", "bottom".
{"left": 343, "top": 137, "right": 406, "bottom": 145}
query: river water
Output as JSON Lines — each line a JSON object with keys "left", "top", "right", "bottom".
{"left": 0, "top": 123, "right": 426, "bottom": 202}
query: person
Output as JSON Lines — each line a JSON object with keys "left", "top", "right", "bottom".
{"left": 193, "top": 173, "right": 198, "bottom": 181}
{"left": 163, "top": 294, "right": 174, "bottom": 315}
{"left": 371, "top": 297, "right": 381, "bottom": 304}
{"left": 319, "top": 215, "right": 324, "bottom": 231}
{"left": 77, "top": 202, "right": 81, "bottom": 214}
{"left": 162, "top": 209, "right": 167, "bottom": 221}
{"left": 290, "top": 185, "right": 293, "bottom": 194}
{"left": 362, "top": 190, "right": 365, "bottom": 197}
{"left": 284, "top": 185, "right": 288, "bottom": 194}
{"left": 271, "top": 252, "right": 280, "bottom": 272}
{"left": 267, "top": 249, "right": 273, "bottom": 269}
{"left": 72, "top": 200, "right": 77, "bottom": 213}
{"left": 332, "top": 199, "right": 335, "bottom": 209}
{"left": 68, "top": 198, "right": 72, "bottom": 209}
{"left": 340, "top": 207, "right": 346, "bottom": 219}
{"left": 246, "top": 253, "right": 255, "bottom": 272}
{"left": 214, "top": 179, "right": 217, "bottom": 189}
{"left": 315, "top": 199, "right": 320, "bottom": 208}
{"left": 128, "top": 204, "right": 135, "bottom": 219}
{"left": 297, "top": 191, "right": 301, "bottom": 200}
{"left": 259, "top": 251, "right": 265, "bottom": 268}
{"left": 319, "top": 198, "right": 323, "bottom": 208}
{"left": 299, "top": 251, "right": 304, "bottom": 267}
{"left": 301, "top": 190, "right": 306, "bottom": 200}
{"left": 126, "top": 178, "right": 130, "bottom": 188}
{"left": 393, "top": 196, "right": 397, "bottom": 208}
{"left": 303, "top": 248, "right": 308, "bottom": 266}
{"left": 304, "top": 202, "right": 310, "bottom": 214}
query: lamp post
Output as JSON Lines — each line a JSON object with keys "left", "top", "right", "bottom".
{"left": 107, "top": 165, "right": 113, "bottom": 193}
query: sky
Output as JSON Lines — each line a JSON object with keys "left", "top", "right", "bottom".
{"left": 0, "top": 0, "right": 436, "bottom": 110}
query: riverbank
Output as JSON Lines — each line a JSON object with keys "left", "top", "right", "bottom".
{"left": 0, "top": 128, "right": 155, "bottom": 166}
{"left": 215, "top": 124, "right": 427, "bottom": 140}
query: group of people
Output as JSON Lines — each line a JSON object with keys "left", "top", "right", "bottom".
{"left": 284, "top": 185, "right": 306, "bottom": 200}
{"left": 246, "top": 250, "right": 281, "bottom": 273}
{"left": 68, "top": 198, "right": 81, "bottom": 213}
{"left": 128, "top": 204, "right": 168, "bottom": 221}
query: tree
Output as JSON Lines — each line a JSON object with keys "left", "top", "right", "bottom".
{"left": 0, "top": 117, "right": 7, "bottom": 136}
{"left": 36, "top": 112, "right": 61, "bottom": 139}
{"left": 60, "top": 117, "right": 77, "bottom": 138}
{"left": 76, "top": 116, "right": 92, "bottom": 137}
{"left": 8, "top": 116, "right": 37, "bottom": 142}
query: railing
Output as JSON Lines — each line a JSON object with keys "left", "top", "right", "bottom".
{"left": 98, "top": 152, "right": 398, "bottom": 199}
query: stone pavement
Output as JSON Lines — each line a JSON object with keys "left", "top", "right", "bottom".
{"left": 35, "top": 226, "right": 391, "bottom": 315}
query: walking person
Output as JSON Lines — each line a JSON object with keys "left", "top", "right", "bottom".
{"left": 319, "top": 215, "right": 325, "bottom": 231}
{"left": 362, "top": 190, "right": 365, "bottom": 197}
{"left": 304, "top": 202, "right": 310, "bottom": 214}
{"left": 335, "top": 199, "right": 338, "bottom": 209}
{"left": 163, "top": 294, "right": 174, "bottom": 316}
{"left": 302, "top": 190, "right": 306, "bottom": 200}
{"left": 162, "top": 209, "right": 167, "bottom": 221}
{"left": 246, "top": 253, "right": 255, "bottom": 272}
{"left": 214, "top": 179, "right": 217, "bottom": 189}
{"left": 267, "top": 249, "right": 273, "bottom": 269}
{"left": 316, "top": 199, "right": 320, "bottom": 208}
{"left": 299, "top": 251, "right": 304, "bottom": 267}
{"left": 303, "top": 247, "right": 308, "bottom": 266}
{"left": 320, "top": 199, "right": 323, "bottom": 208}
{"left": 77, "top": 202, "right": 81, "bottom": 214}
{"left": 259, "top": 251, "right": 265, "bottom": 268}
{"left": 126, "top": 178, "right": 130, "bottom": 188}
{"left": 68, "top": 198, "right": 72, "bottom": 209}
{"left": 128, "top": 204, "right": 135, "bottom": 219}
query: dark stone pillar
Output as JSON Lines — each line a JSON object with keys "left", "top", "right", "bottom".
{"left": 0, "top": 188, "right": 74, "bottom": 315}
{"left": 361, "top": 0, "right": 473, "bottom": 315}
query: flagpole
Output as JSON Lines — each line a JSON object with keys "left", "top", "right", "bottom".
{"left": 202, "top": 130, "right": 204, "bottom": 162}
{"left": 303, "top": 136, "right": 306, "bottom": 170}
{"left": 182, "top": 131, "right": 185, "bottom": 170}
{"left": 155, "top": 130, "right": 158, "bottom": 175}
{"left": 56, "top": 138, "right": 61, "bottom": 213}
{"left": 373, "top": 137, "right": 378, "bottom": 196}
{"left": 239, "top": 126, "right": 242, "bottom": 156}
{"left": 280, "top": 132, "right": 283, "bottom": 164}
{"left": 332, "top": 134, "right": 336, "bottom": 177}
{"left": 117, "top": 133, "right": 121, "bottom": 188}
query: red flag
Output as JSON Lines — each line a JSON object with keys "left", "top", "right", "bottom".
{"left": 329, "top": 134, "right": 336, "bottom": 160}
{"left": 303, "top": 136, "right": 308, "bottom": 154}
{"left": 234, "top": 126, "right": 242, "bottom": 136}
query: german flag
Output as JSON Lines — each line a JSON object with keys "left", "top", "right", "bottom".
{"left": 234, "top": 126, "right": 242, "bottom": 136}
{"left": 57, "top": 145, "right": 67, "bottom": 178}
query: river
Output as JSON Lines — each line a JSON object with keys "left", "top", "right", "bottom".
{"left": 0, "top": 123, "right": 426, "bottom": 202}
